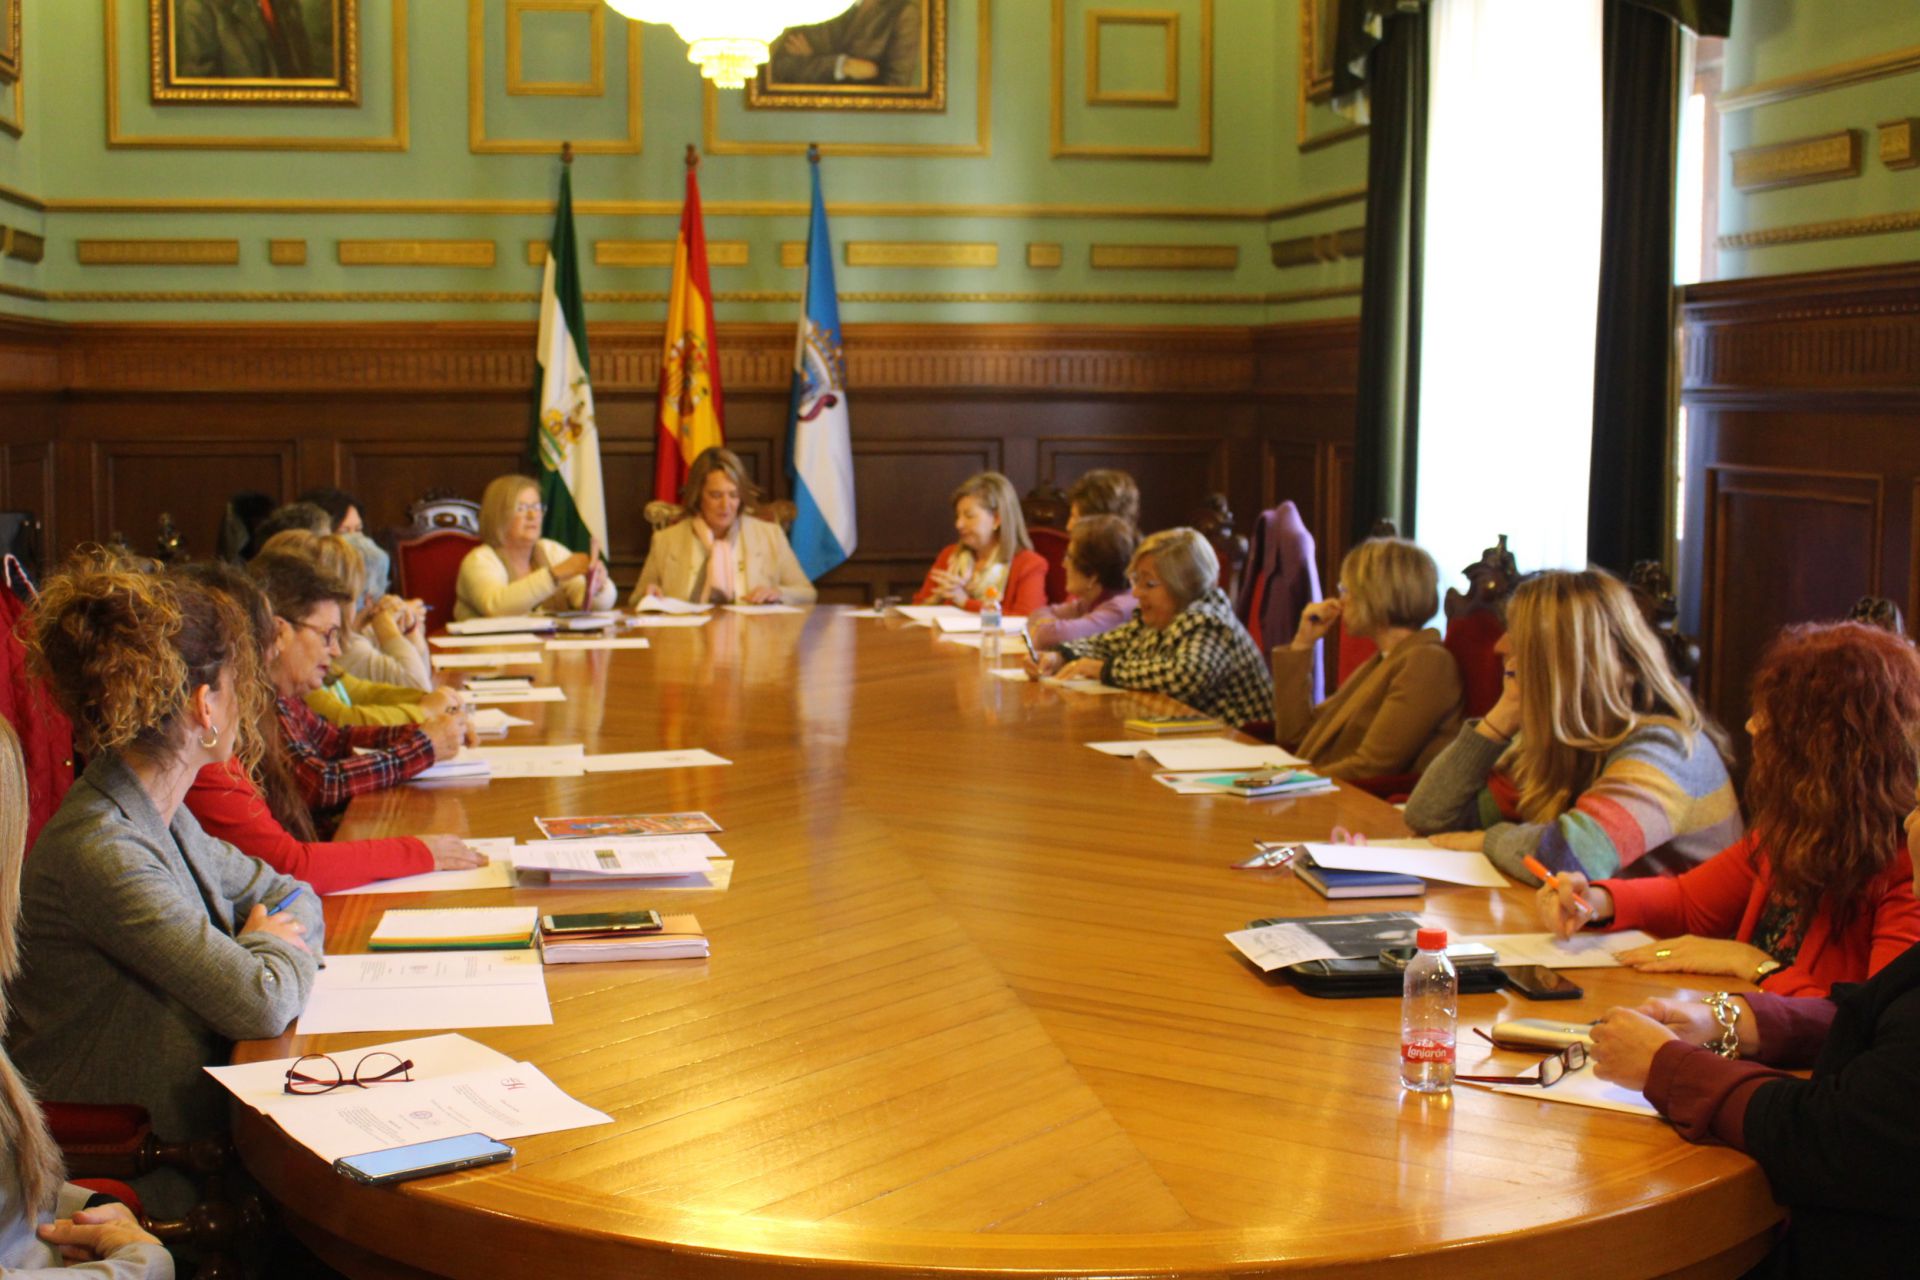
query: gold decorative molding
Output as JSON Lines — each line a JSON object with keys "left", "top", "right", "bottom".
{"left": 1732, "top": 130, "right": 1861, "bottom": 193}
{"left": 845, "top": 242, "right": 999, "bottom": 269}
{"left": 1719, "top": 210, "right": 1920, "bottom": 251}
{"left": 0, "top": 76, "right": 22, "bottom": 140}
{"left": 2, "top": 228, "right": 45, "bottom": 264}
{"left": 1882, "top": 119, "right": 1919, "bottom": 171}
{"left": 703, "top": 1, "right": 989, "bottom": 157}
{"left": 1270, "top": 227, "right": 1365, "bottom": 269}
{"left": 269, "top": 240, "right": 309, "bottom": 266}
{"left": 337, "top": 240, "right": 498, "bottom": 267}
{"left": 506, "top": 0, "right": 605, "bottom": 97}
{"left": 104, "top": 0, "right": 410, "bottom": 151}
{"left": 780, "top": 243, "right": 807, "bottom": 269}
{"left": 1087, "top": 9, "right": 1178, "bottom": 106}
{"left": 10, "top": 286, "right": 1361, "bottom": 308}
{"left": 595, "top": 241, "right": 750, "bottom": 268}
{"left": 1053, "top": 0, "right": 1212, "bottom": 158}
{"left": 77, "top": 240, "right": 240, "bottom": 266}
{"left": 470, "top": 0, "right": 639, "bottom": 154}
{"left": 1091, "top": 244, "right": 1237, "bottom": 270}
{"left": 0, "top": 182, "right": 40, "bottom": 215}
{"left": 1720, "top": 44, "right": 1920, "bottom": 114}
{"left": 1028, "top": 243, "right": 1064, "bottom": 269}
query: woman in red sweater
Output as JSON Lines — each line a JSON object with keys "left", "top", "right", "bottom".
{"left": 913, "top": 471, "right": 1049, "bottom": 616}
{"left": 1539, "top": 622, "right": 1920, "bottom": 997}
{"left": 175, "top": 562, "right": 484, "bottom": 894}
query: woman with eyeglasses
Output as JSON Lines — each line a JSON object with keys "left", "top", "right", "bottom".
{"left": 455, "top": 474, "right": 616, "bottom": 620}
{"left": 11, "top": 551, "right": 323, "bottom": 1218}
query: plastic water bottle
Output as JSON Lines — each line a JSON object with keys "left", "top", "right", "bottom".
{"left": 1400, "top": 927, "right": 1457, "bottom": 1093}
{"left": 979, "top": 587, "right": 1003, "bottom": 662}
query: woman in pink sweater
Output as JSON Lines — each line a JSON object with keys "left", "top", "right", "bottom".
{"left": 1539, "top": 622, "right": 1920, "bottom": 997}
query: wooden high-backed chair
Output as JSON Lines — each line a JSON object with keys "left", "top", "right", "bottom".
{"left": 1443, "top": 533, "right": 1521, "bottom": 719}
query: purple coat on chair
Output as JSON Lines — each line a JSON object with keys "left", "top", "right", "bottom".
{"left": 1235, "top": 502, "right": 1323, "bottom": 703}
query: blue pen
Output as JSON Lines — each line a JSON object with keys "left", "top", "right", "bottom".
{"left": 270, "top": 886, "right": 305, "bottom": 915}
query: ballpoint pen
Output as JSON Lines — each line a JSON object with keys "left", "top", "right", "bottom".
{"left": 270, "top": 886, "right": 305, "bottom": 915}
{"left": 1523, "top": 854, "right": 1594, "bottom": 921}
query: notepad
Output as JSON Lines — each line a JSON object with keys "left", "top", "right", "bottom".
{"left": 445, "top": 615, "right": 558, "bottom": 635}
{"left": 368, "top": 907, "right": 539, "bottom": 951}
{"left": 430, "top": 651, "right": 545, "bottom": 669}
{"left": 1300, "top": 841, "right": 1512, "bottom": 888}
{"left": 545, "top": 637, "right": 652, "bottom": 650}
{"left": 632, "top": 596, "right": 712, "bottom": 615}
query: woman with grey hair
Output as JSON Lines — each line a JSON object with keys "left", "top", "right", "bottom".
{"left": 1029, "top": 528, "right": 1272, "bottom": 728}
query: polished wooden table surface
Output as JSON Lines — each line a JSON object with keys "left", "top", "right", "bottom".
{"left": 233, "top": 608, "right": 1781, "bottom": 1279}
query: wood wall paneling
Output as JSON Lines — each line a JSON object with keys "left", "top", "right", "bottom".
{"left": 1038, "top": 433, "right": 1229, "bottom": 535}
{"left": 96, "top": 438, "right": 297, "bottom": 558}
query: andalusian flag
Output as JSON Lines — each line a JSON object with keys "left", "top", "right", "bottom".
{"left": 532, "top": 167, "right": 607, "bottom": 553}
{"left": 786, "top": 155, "right": 856, "bottom": 578}
{"left": 652, "top": 163, "right": 725, "bottom": 501}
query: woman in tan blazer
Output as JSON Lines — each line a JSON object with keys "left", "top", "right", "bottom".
{"left": 1272, "top": 537, "right": 1463, "bottom": 781}
{"left": 630, "top": 447, "right": 818, "bottom": 607}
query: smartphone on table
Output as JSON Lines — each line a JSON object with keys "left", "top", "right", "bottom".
{"left": 1501, "top": 964, "right": 1584, "bottom": 1001}
{"left": 541, "top": 910, "right": 665, "bottom": 936}
{"left": 334, "top": 1133, "right": 513, "bottom": 1186}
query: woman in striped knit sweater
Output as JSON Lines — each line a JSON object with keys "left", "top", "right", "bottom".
{"left": 1404, "top": 568, "right": 1741, "bottom": 883}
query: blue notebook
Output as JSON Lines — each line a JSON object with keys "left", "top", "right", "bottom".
{"left": 1294, "top": 856, "right": 1424, "bottom": 899}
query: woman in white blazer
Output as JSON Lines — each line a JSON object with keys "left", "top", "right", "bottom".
{"left": 454, "top": 474, "right": 617, "bottom": 620}
{"left": 630, "top": 448, "right": 818, "bottom": 607}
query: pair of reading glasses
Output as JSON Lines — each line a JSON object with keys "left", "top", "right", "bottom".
{"left": 1454, "top": 1028, "right": 1587, "bottom": 1087}
{"left": 283, "top": 1052, "right": 415, "bottom": 1095}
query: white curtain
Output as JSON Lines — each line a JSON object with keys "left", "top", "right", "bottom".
{"left": 1414, "top": 0, "right": 1606, "bottom": 587}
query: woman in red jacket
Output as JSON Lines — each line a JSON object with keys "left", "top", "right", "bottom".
{"left": 913, "top": 471, "right": 1049, "bottom": 616}
{"left": 176, "top": 561, "right": 485, "bottom": 894}
{"left": 1538, "top": 622, "right": 1920, "bottom": 997}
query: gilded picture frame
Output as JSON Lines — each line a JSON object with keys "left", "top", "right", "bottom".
{"left": 150, "top": 0, "right": 360, "bottom": 105}
{"left": 1301, "top": 0, "right": 1334, "bottom": 104}
{"left": 745, "top": 0, "right": 946, "bottom": 113}
{"left": 0, "top": 0, "right": 21, "bottom": 85}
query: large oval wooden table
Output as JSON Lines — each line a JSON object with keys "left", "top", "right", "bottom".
{"left": 232, "top": 608, "right": 1782, "bottom": 1279}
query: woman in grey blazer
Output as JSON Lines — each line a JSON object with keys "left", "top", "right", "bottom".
{"left": 631, "top": 447, "right": 818, "bottom": 607}
{"left": 10, "top": 554, "right": 323, "bottom": 1218}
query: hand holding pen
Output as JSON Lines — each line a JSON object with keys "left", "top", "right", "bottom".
{"left": 239, "top": 886, "right": 311, "bottom": 952}
{"left": 1526, "top": 855, "right": 1614, "bottom": 939}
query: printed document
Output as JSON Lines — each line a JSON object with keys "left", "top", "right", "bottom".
{"left": 431, "top": 651, "right": 545, "bottom": 669}
{"left": 632, "top": 596, "right": 712, "bottom": 615}
{"left": 544, "top": 637, "right": 652, "bottom": 650}
{"left": 296, "top": 950, "right": 552, "bottom": 1034}
{"left": 1465, "top": 1065, "right": 1659, "bottom": 1118}
{"left": 465, "top": 686, "right": 566, "bottom": 705}
{"left": 1301, "top": 841, "right": 1512, "bottom": 888}
{"left": 510, "top": 836, "right": 718, "bottom": 877}
{"left": 723, "top": 603, "right": 807, "bottom": 615}
{"left": 429, "top": 633, "right": 548, "bottom": 648}
{"left": 581, "top": 749, "right": 732, "bottom": 772}
{"left": 1464, "top": 930, "right": 1659, "bottom": 969}
{"left": 1226, "top": 923, "right": 1344, "bottom": 972}
{"left": 445, "top": 615, "right": 557, "bottom": 635}
{"left": 206, "top": 1033, "right": 515, "bottom": 1115}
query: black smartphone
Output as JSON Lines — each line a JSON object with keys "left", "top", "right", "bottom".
{"left": 334, "top": 1133, "right": 513, "bottom": 1186}
{"left": 541, "top": 910, "right": 664, "bottom": 936}
{"left": 1502, "top": 964, "right": 1584, "bottom": 1001}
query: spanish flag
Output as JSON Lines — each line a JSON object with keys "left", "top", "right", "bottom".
{"left": 652, "top": 161, "right": 726, "bottom": 501}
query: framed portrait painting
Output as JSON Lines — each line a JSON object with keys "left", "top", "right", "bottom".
{"left": 746, "top": 0, "right": 946, "bottom": 112}
{"left": 150, "top": 0, "right": 361, "bottom": 104}
{"left": 0, "top": 0, "right": 20, "bottom": 85}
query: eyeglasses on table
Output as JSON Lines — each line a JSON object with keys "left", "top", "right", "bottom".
{"left": 1454, "top": 1028, "right": 1588, "bottom": 1088}
{"left": 283, "top": 1051, "right": 416, "bottom": 1095}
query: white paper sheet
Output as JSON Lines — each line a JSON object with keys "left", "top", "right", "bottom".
{"left": 841, "top": 609, "right": 887, "bottom": 619}
{"left": 431, "top": 652, "right": 545, "bottom": 669}
{"left": 445, "top": 744, "right": 584, "bottom": 780}
{"left": 625, "top": 614, "right": 712, "bottom": 629}
{"left": 1226, "top": 923, "right": 1344, "bottom": 972}
{"left": 429, "top": 633, "right": 548, "bottom": 648}
{"left": 722, "top": 603, "right": 807, "bottom": 615}
{"left": 1466, "top": 1065, "right": 1660, "bottom": 1118}
{"left": 632, "top": 596, "right": 713, "bottom": 615}
{"left": 465, "top": 686, "right": 567, "bottom": 705}
{"left": 544, "top": 637, "right": 652, "bottom": 650}
{"left": 1464, "top": 930, "right": 1659, "bottom": 969}
{"left": 1300, "top": 842, "right": 1512, "bottom": 888}
{"left": 510, "top": 836, "right": 718, "bottom": 877}
{"left": 328, "top": 861, "right": 517, "bottom": 897}
{"left": 933, "top": 613, "right": 1027, "bottom": 633}
{"left": 1139, "top": 739, "right": 1308, "bottom": 771}
{"left": 1086, "top": 740, "right": 1151, "bottom": 756}
{"left": 407, "top": 758, "right": 491, "bottom": 784}
{"left": 444, "top": 615, "right": 558, "bottom": 635}
{"left": 519, "top": 859, "right": 734, "bottom": 892}
{"left": 1043, "top": 676, "right": 1118, "bottom": 695}
{"left": 370, "top": 907, "right": 538, "bottom": 949}
{"left": 206, "top": 1033, "right": 517, "bottom": 1114}
{"left": 296, "top": 951, "right": 552, "bottom": 1034}
{"left": 469, "top": 709, "right": 533, "bottom": 735}
{"left": 895, "top": 605, "right": 972, "bottom": 626}
{"left": 581, "top": 749, "right": 731, "bottom": 772}
{"left": 938, "top": 634, "right": 988, "bottom": 649}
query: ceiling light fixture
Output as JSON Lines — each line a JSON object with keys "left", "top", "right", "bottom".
{"left": 603, "top": 1, "right": 854, "bottom": 89}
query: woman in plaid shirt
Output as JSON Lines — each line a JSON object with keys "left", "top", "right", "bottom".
{"left": 1032, "top": 528, "right": 1273, "bottom": 729}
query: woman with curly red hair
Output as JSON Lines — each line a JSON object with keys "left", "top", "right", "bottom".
{"left": 1538, "top": 621, "right": 1920, "bottom": 997}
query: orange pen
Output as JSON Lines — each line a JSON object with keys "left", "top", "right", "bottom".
{"left": 1523, "top": 854, "right": 1594, "bottom": 921}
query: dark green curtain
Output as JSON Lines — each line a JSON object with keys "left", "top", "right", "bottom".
{"left": 1345, "top": 4, "right": 1429, "bottom": 545}
{"left": 1586, "top": 1, "right": 1686, "bottom": 573}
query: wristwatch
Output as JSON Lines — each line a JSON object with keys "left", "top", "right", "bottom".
{"left": 1751, "top": 958, "right": 1784, "bottom": 985}
{"left": 1705, "top": 991, "right": 1743, "bottom": 1059}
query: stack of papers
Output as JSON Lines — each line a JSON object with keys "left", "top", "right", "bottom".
{"left": 1087, "top": 737, "right": 1308, "bottom": 771}
{"left": 430, "top": 651, "right": 544, "bottom": 670}
{"left": 626, "top": 614, "right": 712, "bottom": 629}
{"left": 1463, "top": 929, "right": 1659, "bottom": 968}
{"left": 464, "top": 685, "right": 566, "bottom": 705}
{"left": 296, "top": 951, "right": 553, "bottom": 1033}
{"left": 551, "top": 611, "right": 624, "bottom": 631}
{"left": 724, "top": 603, "right": 807, "bottom": 615}
{"left": 1299, "top": 840, "right": 1511, "bottom": 888}
{"left": 544, "top": 636, "right": 651, "bottom": 651}
{"left": 632, "top": 596, "right": 712, "bottom": 615}
{"left": 445, "top": 615, "right": 557, "bottom": 635}
{"left": 369, "top": 907, "right": 539, "bottom": 951}
{"left": 429, "top": 632, "right": 547, "bottom": 648}
{"left": 510, "top": 835, "right": 720, "bottom": 885}
{"left": 408, "top": 755, "right": 492, "bottom": 784}
{"left": 538, "top": 913, "right": 710, "bottom": 964}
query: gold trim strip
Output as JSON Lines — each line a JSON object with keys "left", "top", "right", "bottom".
{"left": 1054, "top": 0, "right": 1212, "bottom": 159}
{"left": 1086, "top": 9, "right": 1179, "bottom": 107}
{"left": 77, "top": 239, "right": 241, "bottom": 266}
{"left": 0, "top": 182, "right": 44, "bottom": 214}
{"left": 2, "top": 228, "right": 46, "bottom": 264}
{"left": 269, "top": 240, "right": 308, "bottom": 266}
{"left": 0, "top": 77, "right": 23, "bottom": 141}
{"left": 105, "top": 0, "right": 410, "bottom": 152}
{"left": 779, "top": 242, "right": 807, "bottom": 269}
{"left": 1270, "top": 227, "right": 1365, "bottom": 269}
{"left": 595, "top": 241, "right": 749, "bottom": 268}
{"left": 1091, "top": 244, "right": 1237, "bottom": 270}
{"left": 1881, "top": 119, "right": 1919, "bottom": 171}
{"left": 1719, "top": 209, "right": 1920, "bottom": 250}
{"left": 845, "top": 242, "right": 999, "bottom": 268}
{"left": 0, "top": 282, "right": 48, "bottom": 302}
{"left": 13, "top": 286, "right": 1360, "bottom": 307}
{"left": 337, "top": 240, "right": 497, "bottom": 267}
{"left": 1028, "top": 243, "right": 1064, "bottom": 269}
{"left": 1720, "top": 44, "right": 1920, "bottom": 114}
{"left": 1732, "top": 130, "right": 1861, "bottom": 193}
{"left": 471, "top": 0, "right": 641, "bottom": 155}
{"left": 505, "top": 0, "right": 605, "bottom": 98}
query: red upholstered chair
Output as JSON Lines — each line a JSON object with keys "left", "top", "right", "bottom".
{"left": 1445, "top": 608, "right": 1507, "bottom": 719}
{"left": 1029, "top": 526, "right": 1070, "bottom": 606}
{"left": 1334, "top": 619, "right": 1377, "bottom": 690}
{"left": 395, "top": 529, "right": 481, "bottom": 631}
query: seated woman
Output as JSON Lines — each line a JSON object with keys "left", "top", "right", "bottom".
{"left": 1538, "top": 622, "right": 1920, "bottom": 997}
{"left": 179, "top": 561, "right": 485, "bottom": 894}
{"left": 1404, "top": 568, "right": 1740, "bottom": 883}
{"left": 247, "top": 552, "right": 466, "bottom": 832}
{"left": 1029, "top": 528, "right": 1272, "bottom": 729}
{"left": 296, "top": 485, "right": 365, "bottom": 536}
{"left": 456, "top": 474, "right": 616, "bottom": 620}
{"left": 914, "top": 471, "right": 1048, "bottom": 615}
{"left": 0, "top": 719, "right": 177, "bottom": 1279}
{"left": 1027, "top": 515, "right": 1136, "bottom": 650}
{"left": 629, "top": 447, "right": 817, "bottom": 607}
{"left": 261, "top": 528, "right": 434, "bottom": 698}
{"left": 1272, "top": 537, "right": 1463, "bottom": 781}
{"left": 1067, "top": 469, "right": 1140, "bottom": 529}
{"left": 13, "top": 554, "right": 323, "bottom": 1217}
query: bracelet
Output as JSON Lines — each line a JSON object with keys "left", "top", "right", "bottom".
{"left": 1704, "top": 991, "right": 1742, "bottom": 1059}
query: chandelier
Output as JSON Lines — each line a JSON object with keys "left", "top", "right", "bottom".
{"left": 603, "top": 1, "right": 854, "bottom": 89}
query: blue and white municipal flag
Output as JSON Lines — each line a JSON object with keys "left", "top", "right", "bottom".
{"left": 785, "top": 156, "right": 856, "bottom": 579}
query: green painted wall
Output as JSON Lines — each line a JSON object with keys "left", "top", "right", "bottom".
{"left": 0, "top": 0, "right": 1368, "bottom": 326}
{"left": 1717, "top": 0, "right": 1920, "bottom": 280}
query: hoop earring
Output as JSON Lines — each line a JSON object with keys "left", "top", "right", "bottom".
{"left": 200, "top": 726, "right": 220, "bottom": 749}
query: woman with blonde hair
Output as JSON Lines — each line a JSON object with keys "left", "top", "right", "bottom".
{"left": 629, "top": 447, "right": 816, "bottom": 607}
{"left": 1404, "top": 568, "right": 1740, "bottom": 882}
{"left": 914, "top": 471, "right": 1048, "bottom": 615}
{"left": 455, "top": 474, "right": 616, "bottom": 619}
{"left": 0, "top": 719, "right": 176, "bottom": 1277}
{"left": 1273, "top": 537, "right": 1463, "bottom": 780}
{"left": 1028, "top": 528, "right": 1272, "bottom": 728}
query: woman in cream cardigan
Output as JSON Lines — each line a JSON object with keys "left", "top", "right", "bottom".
{"left": 630, "top": 447, "right": 817, "bottom": 607}
{"left": 455, "top": 474, "right": 617, "bottom": 620}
